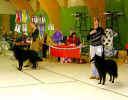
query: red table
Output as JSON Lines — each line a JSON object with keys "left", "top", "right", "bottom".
{"left": 126, "top": 43, "right": 128, "bottom": 50}
{"left": 50, "top": 45, "right": 81, "bottom": 58}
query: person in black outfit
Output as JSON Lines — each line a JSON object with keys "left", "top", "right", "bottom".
{"left": 42, "top": 33, "right": 49, "bottom": 58}
{"left": 23, "top": 23, "right": 40, "bottom": 68}
{"left": 41, "top": 33, "right": 56, "bottom": 58}
{"left": 31, "top": 23, "right": 39, "bottom": 41}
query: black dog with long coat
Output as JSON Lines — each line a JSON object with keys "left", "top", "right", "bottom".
{"left": 12, "top": 46, "right": 42, "bottom": 71}
{"left": 91, "top": 55, "right": 118, "bottom": 85}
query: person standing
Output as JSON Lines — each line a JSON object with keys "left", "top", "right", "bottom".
{"left": 87, "top": 17, "right": 105, "bottom": 80}
{"left": 24, "top": 23, "right": 41, "bottom": 68}
{"left": 41, "top": 33, "right": 56, "bottom": 58}
{"left": 30, "top": 23, "right": 41, "bottom": 54}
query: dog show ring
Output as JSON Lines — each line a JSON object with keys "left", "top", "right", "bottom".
{"left": 50, "top": 45, "right": 81, "bottom": 58}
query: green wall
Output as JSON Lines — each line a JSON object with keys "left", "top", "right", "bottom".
{"left": 10, "top": 15, "right": 15, "bottom": 32}
{"left": 61, "top": 7, "right": 76, "bottom": 36}
{"left": 61, "top": 6, "right": 92, "bottom": 37}
{"left": 106, "top": 0, "right": 128, "bottom": 49}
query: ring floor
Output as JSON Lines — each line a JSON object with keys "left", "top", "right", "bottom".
{"left": 0, "top": 54, "right": 128, "bottom": 100}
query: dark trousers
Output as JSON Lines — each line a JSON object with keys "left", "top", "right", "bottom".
{"left": 42, "top": 44, "right": 49, "bottom": 58}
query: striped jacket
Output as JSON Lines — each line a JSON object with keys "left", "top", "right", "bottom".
{"left": 87, "top": 27, "right": 105, "bottom": 46}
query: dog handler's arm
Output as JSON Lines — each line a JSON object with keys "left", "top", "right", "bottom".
{"left": 87, "top": 28, "right": 97, "bottom": 40}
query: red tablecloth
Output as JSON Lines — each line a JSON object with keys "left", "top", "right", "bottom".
{"left": 126, "top": 43, "right": 128, "bottom": 50}
{"left": 50, "top": 45, "right": 81, "bottom": 58}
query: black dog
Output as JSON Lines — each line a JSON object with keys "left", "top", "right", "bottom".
{"left": 90, "top": 55, "right": 118, "bottom": 85}
{"left": 12, "top": 46, "right": 42, "bottom": 71}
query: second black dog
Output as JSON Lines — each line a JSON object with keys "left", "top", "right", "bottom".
{"left": 12, "top": 46, "right": 42, "bottom": 71}
{"left": 91, "top": 55, "right": 118, "bottom": 85}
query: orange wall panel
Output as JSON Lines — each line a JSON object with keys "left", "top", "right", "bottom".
{"left": 85, "top": 0, "right": 106, "bottom": 28}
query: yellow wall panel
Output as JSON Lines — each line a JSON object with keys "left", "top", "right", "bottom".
{"left": 68, "top": 0, "right": 85, "bottom": 7}
{"left": 1, "top": 14, "right": 10, "bottom": 33}
{"left": 38, "top": 0, "right": 61, "bottom": 30}
{"left": 61, "top": 0, "right": 68, "bottom": 8}
{"left": 9, "top": 0, "right": 34, "bottom": 16}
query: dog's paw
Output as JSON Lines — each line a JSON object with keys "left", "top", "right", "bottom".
{"left": 98, "top": 82, "right": 101, "bottom": 84}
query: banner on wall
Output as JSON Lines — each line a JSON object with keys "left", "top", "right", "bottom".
{"left": 16, "top": 11, "right": 21, "bottom": 23}
{"left": 31, "top": 15, "right": 47, "bottom": 38}
{"left": 15, "top": 10, "right": 31, "bottom": 34}
{"left": 31, "top": 16, "right": 46, "bottom": 24}
{"left": 48, "top": 24, "right": 54, "bottom": 36}
{"left": 48, "top": 24, "right": 54, "bottom": 31}
{"left": 14, "top": 24, "right": 21, "bottom": 33}
{"left": 16, "top": 10, "right": 30, "bottom": 23}
{"left": 22, "top": 24, "right": 27, "bottom": 33}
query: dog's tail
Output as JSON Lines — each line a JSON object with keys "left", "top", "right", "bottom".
{"left": 114, "top": 66, "right": 118, "bottom": 78}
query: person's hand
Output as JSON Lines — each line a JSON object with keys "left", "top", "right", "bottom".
{"left": 61, "top": 43, "right": 65, "bottom": 45}
{"left": 71, "top": 43, "right": 76, "bottom": 46}
{"left": 101, "top": 36, "right": 105, "bottom": 41}
{"left": 90, "top": 30, "right": 97, "bottom": 35}
{"left": 53, "top": 43, "right": 57, "bottom": 46}
{"left": 80, "top": 43, "right": 83, "bottom": 47}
